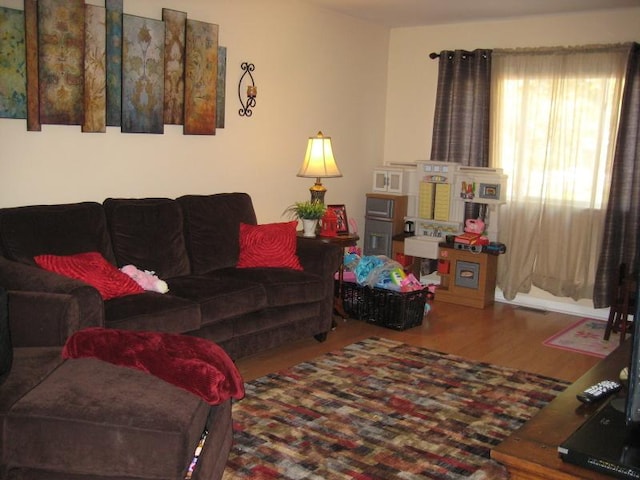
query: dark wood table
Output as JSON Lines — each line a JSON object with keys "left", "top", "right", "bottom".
{"left": 297, "top": 232, "right": 359, "bottom": 320}
{"left": 491, "top": 340, "right": 631, "bottom": 479}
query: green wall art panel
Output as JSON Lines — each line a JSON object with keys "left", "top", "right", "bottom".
{"left": 0, "top": 7, "right": 26, "bottom": 119}
{"left": 184, "top": 19, "right": 218, "bottom": 135}
{"left": 83, "top": 4, "right": 106, "bottom": 133}
{"left": 162, "top": 8, "right": 186, "bottom": 125}
{"left": 37, "top": 0, "right": 85, "bottom": 125}
{"left": 106, "top": 0, "right": 122, "bottom": 127}
{"left": 217, "top": 46, "right": 226, "bottom": 129}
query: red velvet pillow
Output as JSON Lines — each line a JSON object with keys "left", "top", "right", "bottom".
{"left": 237, "top": 221, "right": 303, "bottom": 270}
{"left": 34, "top": 252, "right": 144, "bottom": 300}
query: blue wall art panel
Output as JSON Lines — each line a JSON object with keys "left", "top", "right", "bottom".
{"left": 122, "top": 14, "right": 164, "bottom": 134}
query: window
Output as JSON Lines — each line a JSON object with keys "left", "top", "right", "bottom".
{"left": 496, "top": 75, "right": 622, "bottom": 207}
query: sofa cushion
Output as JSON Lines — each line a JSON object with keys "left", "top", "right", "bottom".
{"left": 4, "top": 357, "right": 217, "bottom": 479}
{"left": 104, "top": 293, "right": 201, "bottom": 333}
{"left": 0, "top": 202, "right": 115, "bottom": 265}
{"left": 34, "top": 252, "right": 144, "bottom": 300}
{"left": 231, "top": 302, "right": 323, "bottom": 337}
{"left": 219, "top": 267, "right": 326, "bottom": 307}
{"left": 177, "top": 193, "right": 257, "bottom": 274}
{"left": 103, "top": 198, "right": 191, "bottom": 278}
{"left": 167, "top": 274, "right": 267, "bottom": 326}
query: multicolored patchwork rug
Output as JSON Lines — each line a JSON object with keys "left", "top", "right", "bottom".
{"left": 223, "top": 337, "right": 568, "bottom": 479}
{"left": 543, "top": 317, "right": 618, "bottom": 358}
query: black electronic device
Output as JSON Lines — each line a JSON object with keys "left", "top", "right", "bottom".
{"left": 577, "top": 380, "right": 622, "bottom": 404}
{"left": 624, "top": 264, "right": 640, "bottom": 429}
{"left": 558, "top": 399, "right": 640, "bottom": 479}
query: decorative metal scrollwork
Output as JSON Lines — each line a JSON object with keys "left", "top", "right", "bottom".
{"left": 238, "top": 62, "right": 256, "bottom": 117}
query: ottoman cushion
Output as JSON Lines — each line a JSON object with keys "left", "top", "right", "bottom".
{"left": 4, "top": 357, "right": 224, "bottom": 479}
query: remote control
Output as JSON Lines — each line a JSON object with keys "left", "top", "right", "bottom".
{"left": 576, "top": 380, "right": 622, "bottom": 404}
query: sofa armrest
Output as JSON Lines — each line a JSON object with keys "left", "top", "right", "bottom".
{"left": 295, "top": 239, "right": 342, "bottom": 280}
{"left": 0, "top": 257, "right": 104, "bottom": 347}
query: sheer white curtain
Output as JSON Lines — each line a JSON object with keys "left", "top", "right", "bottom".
{"left": 491, "top": 45, "right": 630, "bottom": 301}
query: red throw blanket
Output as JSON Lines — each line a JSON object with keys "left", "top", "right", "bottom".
{"left": 63, "top": 328, "right": 245, "bottom": 405}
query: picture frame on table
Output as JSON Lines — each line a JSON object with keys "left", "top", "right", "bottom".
{"left": 327, "top": 204, "right": 349, "bottom": 235}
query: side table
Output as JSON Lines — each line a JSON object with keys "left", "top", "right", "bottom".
{"left": 297, "top": 232, "right": 359, "bottom": 320}
{"left": 491, "top": 339, "right": 630, "bottom": 479}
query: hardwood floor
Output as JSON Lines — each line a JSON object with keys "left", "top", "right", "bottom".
{"left": 235, "top": 299, "right": 608, "bottom": 383}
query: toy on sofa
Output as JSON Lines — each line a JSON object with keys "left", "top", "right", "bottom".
{"left": 121, "top": 265, "right": 169, "bottom": 294}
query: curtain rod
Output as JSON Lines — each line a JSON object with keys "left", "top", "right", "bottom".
{"left": 430, "top": 43, "right": 633, "bottom": 59}
{"left": 428, "top": 50, "right": 476, "bottom": 59}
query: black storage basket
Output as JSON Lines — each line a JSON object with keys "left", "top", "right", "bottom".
{"left": 339, "top": 281, "right": 427, "bottom": 331}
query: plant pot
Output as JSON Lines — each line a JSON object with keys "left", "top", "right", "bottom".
{"left": 302, "top": 219, "right": 318, "bottom": 237}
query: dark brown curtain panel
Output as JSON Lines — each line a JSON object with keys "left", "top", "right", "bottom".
{"left": 430, "top": 49, "right": 492, "bottom": 167}
{"left": 594, "top": 43, "right": 640, "bottom": 308}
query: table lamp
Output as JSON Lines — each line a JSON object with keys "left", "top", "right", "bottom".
{"left": 297, "top": 131, "right": 342, "bottom": 204}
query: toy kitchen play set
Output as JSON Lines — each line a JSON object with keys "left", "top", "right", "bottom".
{"left": 402, "top": 161, "right": 507, "bottom": 258}
{"left": 400, "top": 161, "right": 508, "bottom": 308}
{"left": 362, "top": 161, "right": 507, "bottom": 308}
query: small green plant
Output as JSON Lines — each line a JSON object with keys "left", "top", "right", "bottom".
{"left": 283, "top": 201, "right": 326, "bottom": 220}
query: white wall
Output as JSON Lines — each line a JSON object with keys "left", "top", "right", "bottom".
{"left": 384, "top": 7, "right": 640, "bottom": 164}
{"left": 0, "top": 0, "right": 389, "bottom": 234}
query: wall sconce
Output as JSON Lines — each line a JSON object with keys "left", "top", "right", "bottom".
{"left": 238, "top": 62, "right": 256, "bottom": 117}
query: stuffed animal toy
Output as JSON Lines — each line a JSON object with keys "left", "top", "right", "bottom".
{"left": 120, "top": 265, "right": 169, "bottom": 294}
{"left": 465, "top": 218, "right": 485, "bottom": 234}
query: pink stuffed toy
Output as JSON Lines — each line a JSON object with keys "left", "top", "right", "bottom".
{"left": 120, "top": 265, "right": 169, "bottom": 294}
{"left": 465, "top": 218, "right": 485, "bottom": 234}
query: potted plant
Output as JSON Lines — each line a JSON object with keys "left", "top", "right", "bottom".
{"left": 284, "top": 201, "right": 326, "bottom": 237}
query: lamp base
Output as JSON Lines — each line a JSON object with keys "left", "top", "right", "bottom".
{"left": 309, "top": 178, "right": 326, "bottom": 204}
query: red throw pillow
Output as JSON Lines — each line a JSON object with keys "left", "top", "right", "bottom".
{"left": 237, "top": 221, "right": 303, "bottom": 270}
{"left": 34, "top": 252, "right": 144, "bottom": 300}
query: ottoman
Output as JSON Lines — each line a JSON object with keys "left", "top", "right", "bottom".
{"left": 3, "top": 356, "right": 232, "bottom": 480}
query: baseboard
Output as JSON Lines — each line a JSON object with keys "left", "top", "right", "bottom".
{"left": 494, "top": 289, "right": 610, "bottom": 321}
{"left": 422, "top": 271, "right": 610, "bottom": 321}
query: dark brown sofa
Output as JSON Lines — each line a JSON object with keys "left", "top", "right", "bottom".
{"left": 0, "top": 193, "right": 342, "bottom": 480}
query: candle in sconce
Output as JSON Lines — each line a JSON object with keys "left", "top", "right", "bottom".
{"left": 246, "top": 85, "right": 257, "bottom": 98}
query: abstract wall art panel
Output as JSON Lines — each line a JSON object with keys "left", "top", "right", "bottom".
{"left": 106, "top": 0, "right": 123, "bottom": 127}
{"left": 184, "top": 20, "right": 218, "bottom": 135}
{"left": 122, "top": 14, "right": 164, "bottom": 134}
{"left": 1, "top": 2, "right": 226, "bottom": 137}
{"left": 162, "top": 8, "right": 186, "bottom": 125}
{"left": 83, "top": 4, "right": 106, "bottom": 133}
{"left": 0, "top": 7, "right": 27, "bottom": 119}
{"left": 216, "top": 46, "right": 227, "bottom": 129}
{"left": 38, "top": 0, "right": 85, "bottom": 125}
{"left": 24, "top": 0, "right": 40, "bottom": 131}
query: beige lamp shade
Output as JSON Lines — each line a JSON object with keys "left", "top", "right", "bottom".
{"left": 296, "top": 131, "right": 342, "bottom": 204}
{"left": 297, "top": 131, "right": 342, "bottom": 179}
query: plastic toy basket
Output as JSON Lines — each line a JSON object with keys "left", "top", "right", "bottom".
{"left": 339, "top": 281, "right": 427, "bottom": 331}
